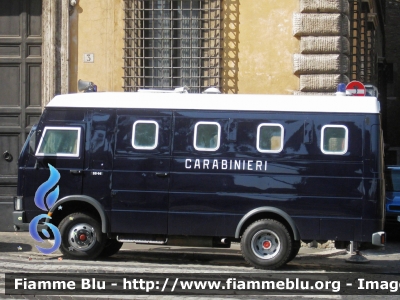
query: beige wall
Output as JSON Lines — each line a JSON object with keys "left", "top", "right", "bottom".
{"left": 235, "top": 0, "right": 299, "bottom": 94}
{"left": 69, "top": 0, "right": 124, "bottom": 93}
{"left": 69, "top": 0, "right": 299, "bottom": 94}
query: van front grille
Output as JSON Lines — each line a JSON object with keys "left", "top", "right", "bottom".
{"left": 388, "top": 205, "right": 400, "bottom": 211}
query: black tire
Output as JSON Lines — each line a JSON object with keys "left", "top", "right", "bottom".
{"left": 287, "top": 240, "right": 301, "bottom": 263}
{"left": 58, "top": 212, "right": 106, "bottom": 259}
{"left": 99, "top": 239, "right": 123, "bottom": 258}
{"left": 240, "top": 219, "right": 293, "bottom": 269}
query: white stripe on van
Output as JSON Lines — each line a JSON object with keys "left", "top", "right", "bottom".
{"left": 46, "top": 92, "right": 380, "bottom": 114}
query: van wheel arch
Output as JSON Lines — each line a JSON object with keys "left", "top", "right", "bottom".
{"left": 48, "top": 195, "right": 109, "bottom": 233}
{"left": 235, "top": 207, "right": 300, "bottom": 241}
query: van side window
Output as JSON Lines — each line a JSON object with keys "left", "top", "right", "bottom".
{"left": 35, "top": 127, "right": 81, "bottom": 157}
{"left": 132, "top": 120, "right": 159, "bottom": 150}
{"left": 194, "top": 122, "right": 221, "bottom": 151}
{"left": 321, "top": 125, "right": 348, "bottom": 155}
{"left": 257, "top": 123, "right": 284, "bottom": 153}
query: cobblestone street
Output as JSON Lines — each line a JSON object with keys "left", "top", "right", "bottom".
{"left": 1, "top": 231, "right": 400, "bottom": 299}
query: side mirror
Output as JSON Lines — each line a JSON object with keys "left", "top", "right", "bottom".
{"left": 27, "top": 129, "right": 40, "bottom": 169}
{"left": 29, "top": 130, "right": 37, "bottom": 155}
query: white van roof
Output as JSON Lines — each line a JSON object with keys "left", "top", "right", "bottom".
{"left": 46, "top": 92, "right": 380, "bottom": 114}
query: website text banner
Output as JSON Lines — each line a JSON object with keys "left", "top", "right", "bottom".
{"left": 5, "top": 273, "right": 400, "bottom": 295}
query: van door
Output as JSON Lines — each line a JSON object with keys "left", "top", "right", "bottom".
{"left": 168, "top": 111, "right": 231, "bottom": 236}
{"left": 23, "top": 110, "right": 86, "bottom": 215}
{"left": 82, "top": 109, "right": 116, "bottom": 213}
{"left": 111, "top": 110, "right": 172, "bottom": 234}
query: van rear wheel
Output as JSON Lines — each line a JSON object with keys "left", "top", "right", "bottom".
{"left": 241, "top": 219, "right": 293, "bottom": 269}
{"left": 58, "top": 212, "right": 106, "bottom": 259}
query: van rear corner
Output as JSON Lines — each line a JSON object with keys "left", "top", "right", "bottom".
{"left": 372, "top": 231, "right": 386, "bottom": 246}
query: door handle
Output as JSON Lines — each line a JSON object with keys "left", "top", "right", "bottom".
{"left": 2, "top": 150, "right": 13, "bottom": 162}
{"left": 70, "top": 170, "right": 83, "bottom": 174}
{"left": 156, "top": 172, "right": 169, "bottom": 178}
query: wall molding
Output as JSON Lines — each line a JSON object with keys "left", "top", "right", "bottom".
{"left": 42, "top": 0, "right": 69, "bottom": 108}
{"left": 300, "top": 0, "right": 349, "bottom": 13}
{"left": 293, "top": 13, "right": 349, "bottom": 36}
{"left": 299, "top": 74, "right": 350, "bottom": 92}
{"left": 294, "top": 54, "right": 349, "bottom": 75}
{"left": 300, "top": 36, "right": 350, "bottom": 54}
{"left": 293, "top": 0, "right": 350, "bottom": 95}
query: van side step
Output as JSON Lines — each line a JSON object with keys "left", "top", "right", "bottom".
{"left": 117, "top": 238, "right": 167, "bottom": 245}
{"left": 116, "top": 235, "right": 167, "bottom": 245}
{"left": 115, "top": 235, "right": 232, "bottom": 248}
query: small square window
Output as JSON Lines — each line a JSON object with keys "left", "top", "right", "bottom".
{"left": 36, "top": 127, "right": 81, "bottom": 157}
{"left": 194, "top": 122, "right": 221, "bottom": 151}
{"left": 321, "top": 125, "right": 348, "bottom": 155}
{"left": 257, "top": 123, "right": 284, "bottom": 153}
{"left": 132, "top": 120, "right": 159, "bottom": 150}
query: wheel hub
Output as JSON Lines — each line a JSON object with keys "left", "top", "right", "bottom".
{"left": 251, "top": 229, "right": 281, "bottom": 260}
{"left": 68, "top": 223, "right": 96, "bottom": 251}
{"left": 262, "top": 240, "right": 272, "bottom": 249}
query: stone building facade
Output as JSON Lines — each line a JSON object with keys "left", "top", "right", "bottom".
{"left": 384, "top": 0, "right": 400, "bottom": 153}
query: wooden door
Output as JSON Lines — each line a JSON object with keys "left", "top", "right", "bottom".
{"left": 0, "top": 0, "right": 42, "bottom": 231}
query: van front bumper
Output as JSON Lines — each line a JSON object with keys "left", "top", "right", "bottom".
{"left": 13, "top": 211, "right": 30, "bottom": 231}
{"left": 13, "top": 211, "right": 48, "bottom": 232}
{"left": 372, "top": 231, "right": 386, "bottom": 246}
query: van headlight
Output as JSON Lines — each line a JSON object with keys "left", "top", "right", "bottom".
{"left": 14, "top": 196, "right": 23, "bottom": 211}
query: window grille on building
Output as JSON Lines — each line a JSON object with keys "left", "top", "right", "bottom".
{"left": 123, "top": 0, "right": 222, "bottom": 93}
{"left": 349, "top": 0, "right": 377, "bottom": 85}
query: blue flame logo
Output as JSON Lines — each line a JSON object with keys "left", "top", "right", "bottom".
{"left": 29, "top": 164, "right": 62, "bottom": 254}
{"left": 34, "top": 164, "right": 60, "bottom": 210}
{"left": 29, "top": 214, "right": 61, "bottom": 254}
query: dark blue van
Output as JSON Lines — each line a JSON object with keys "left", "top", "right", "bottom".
{"left": 13, "top": 91, "right": 386, "bottom": 269}
{"left": 385, "top": 166, "right": 400, "bottom": 225}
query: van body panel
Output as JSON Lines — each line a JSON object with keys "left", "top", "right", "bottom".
{"left": 19, "top": 109, "right": 86, "bottom": 221}
{"left": 111, "top": 110, "right": 172, "bottom": 234}
{"left": 82, "top": 109, "right": 116, "bottom": 212}
{"left": 168, "top": 111, "right": 368, "bottom": 238}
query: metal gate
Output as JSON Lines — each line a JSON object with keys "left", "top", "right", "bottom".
{"left": 0, "top": 0, "right": 42, "bottom": 231}
{"left": 123, "top": 0, "right": 222, "bottom": 93}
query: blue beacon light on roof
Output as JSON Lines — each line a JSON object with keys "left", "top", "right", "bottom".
{"left": 336, "top": 83, "right": 347, "bottom": 96}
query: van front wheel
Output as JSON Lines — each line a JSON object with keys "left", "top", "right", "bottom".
{"left": 58, "top": 213, "right": 106, "bottom": 259}
{"left": 241, "top": 219, "right": 293, "bottom": 269}
{"left": 100, "top": 239, "right": 123, "bottom": 258}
